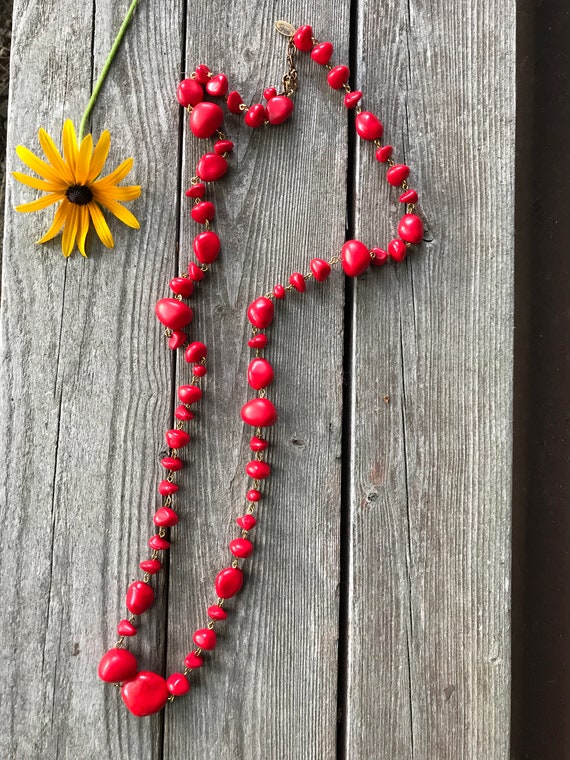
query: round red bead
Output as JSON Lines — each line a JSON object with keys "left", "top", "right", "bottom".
{"left": 310, "top": 258, "right": 331, "bottom": 281}
{"left": 168, "top": 330, "right": 187, "bottom": 350}
{"left": 158, "top": 479, "right": 178, "bottom": 495}
{"left": 273, "top": 284, "right": 286, "bottom": 299}
{"left": 155, "top": 298, "right": 193, "bottom": 330}
{"left": 170, "top": 277, "right": 194, "bottom": 298}
{"left": 388, "top": 238, "right": 408, "bottom": 262}
{"left": 117, "top": 619, "right": 137, "bottom": 637}
{"left": 250, "top": 435, "right": 269, "bottom": 451}
{"left": 175, "top": 405, "right": 194, "bottom": 421}
{"left": 193, "top": 364, "right": 207, "bottom": 377}
{"left": 355, "top": 111, "right": 384, "bottom": 141}
{"left": 341, "top": 239, "right": 372, "bottom": 277}
{"left": 398, "top": 213, "right": 423, "bottom": 244}
{"left": 386, "top": 164, "right": 410, "bottom": 186}
{"left": 184, "top": 341, "right": 208, "bottom": 362}
{"left": 177, "top": 78, "right": 204, "bottom": 107}
{"left": 140, "top": 559, "right": 161, "bottom": 574}
{"left": 311, "top": 41, "right": 333, "bottom": 65}
{"left": 154, "top": 507, "right": 179, "bottom": 527}
{"left": 215, "top": 567, "right": 244, "bottom": 599}
{"left": 208, "top": 605, "right": 227, "bottom": 621}
{"left": 186, "top": 182, "right": 206, "bottom": 198}
{"left": 184, "top": 652, "right": 203, "bottom": 669}
{"left": 196, "top": 152, "right": 228, "bottom": 182}
{"left": 245, "top": 103, "right": 266, "bottom": 128}
{"left": 193, "top": 230, "right": 221, "bottom": 264}
{"left": 121, "top": 671, "right": 169, "bottom": 717}
{"left": 191, "top": 201, "right": 215, "bottom": 224}
{"left": 188, "top": 262, "right": 206, "bottom": 281}
{"left": 289, "top": 272, "right": 306, "bottom": 292}
{"left": 149, "top": 534, "right": 170, "bottom": 551}
{"left": 246, "top": 460, "right": 270, "bottom": 479}
{"left": 246, "top": 488, "right": 262, "bottom": 502}
{"left": 371, "top": 247, "right": 389, "bottom": 267}
{"left": 227, "top": 90, "right": 243, "bottom": 114}
{"left": 165, "top": 429, "right": 190, "bottom": 448}
{"left": 161, "top": 456, "right": 183, "bottom": 471}
{"left": 98, "top": 647, "right": 138, "bottom": 683}
{"left": 375, "top": 145, "right": 393, "bottom": 163}
{"left": 193, "top": 628, "right": 216, "bottom": 650}
{"left": 327, "top": 65, "right": 350, "bottom": 90}
{"left": 241, "top": 397, "right": 278, "bottom": 427}
{"left": 263, "top": 87, "right": 277, "bottom": 100}
{"left": 167, "top": 672, "right": 190, "bottom": 696}
{"left": 293, "top": 25, "right": 314, "bottom": 52}
{"left": 194, "top": 64, "right": 211, "bottom": 84}
{"left": 189, "top": 101, "right": 223, "bottom": 138}
{"left": 126, "top": 581, "right": 154, "bottom": 615}
{"left": 248, "top": 358, "right": 274, "bottom": 390}
{"left": 247, "top": 297, "right": 274, "bottom": 328}
{"left": 237, "top": 513, "right": 257, "bottom": 530}
{"left": 206, "top": 73, "right": 228, "bottom": 97}
{"left": 266, "top": 95, "right": 294, "bottom": 125}
{"left": 178, "top": 384, "right": 202, "bottom": 404}
{"left": 248, "top": 334, "right": 268, "bottom": 349}
{"left": 400, "top": 188, "right": 418, "bottom": 204}
{"left": 229, "top": 538, "right": 254, "bottom": 558}
{"left": 344, "top": 91, "right": 362, "bottom": 109}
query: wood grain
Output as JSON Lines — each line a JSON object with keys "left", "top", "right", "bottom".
{"left": 0, "top": 0, "right": 514, "bottom": 758}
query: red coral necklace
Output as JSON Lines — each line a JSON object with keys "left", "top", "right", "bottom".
{"left": 97, "top": 21, "right": 424, "bottom": 718}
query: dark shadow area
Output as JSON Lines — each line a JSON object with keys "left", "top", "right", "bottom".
{"left": 511, "top": 1, "right": 570, "bottom": 758}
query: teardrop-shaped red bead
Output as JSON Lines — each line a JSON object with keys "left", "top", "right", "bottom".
{"left": 245, "top": 460, "right": 270, "bottom": 479}
{"left": 248, "top": 358, "right": 274, "bottom": 390}
{"left": 154, "top": 507, "right": 179, "bottom": 527}
{"left": 241, "top": 398, "right": 278, "bottom": 427}
{"left": 155, "top": 298, "right": 193, "bottom": 330}
{"left": 229, "top": 538, "right": 254, "bottom": 558}
{"left": 126, "top": 581, "right": 154, "bottom": 615}
{"left": 247, "top": 297, "right": 274, "bottom": 328}
{"left": 341, "top": 240, "right": 372, "bottom": 277}
{"left": 98, "top": 647, "right": 138, "bottom": 683}
{"left": 189, "top": 101, "right": 223, "bottom": 138}
{"left": 193, "top": 628, "right": 217, "bottom": 650}
{"left": 215, "top": 566, "right": 244, "bottom": 599}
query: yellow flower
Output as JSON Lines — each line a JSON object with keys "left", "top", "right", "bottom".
{"left": 13, "top": 120, "right": 141, "bottom": 257}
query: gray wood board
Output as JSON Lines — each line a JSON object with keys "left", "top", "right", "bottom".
{"left": 0, "top": 1, "right": 514, "bottom": 758}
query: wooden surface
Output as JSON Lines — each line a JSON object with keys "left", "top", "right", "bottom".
{"left": 0, "top": 1, "right": 514, "bottom": 758}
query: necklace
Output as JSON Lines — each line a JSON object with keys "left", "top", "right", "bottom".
{"left": 97, "top": 20, "right": 424, "bottom": 718}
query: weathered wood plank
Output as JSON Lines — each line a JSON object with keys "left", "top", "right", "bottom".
{"left": 345, "top": 1, "right": 514, "bottom": 758}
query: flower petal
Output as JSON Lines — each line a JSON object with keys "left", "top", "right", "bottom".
{"left": 93, "top": 157, "right": 134, "bottom": 189}
{"left": 88, "top": 203, "right": 114, "bottom": 248}
{"left": 96, "top": 196, "right": 140, "bottom": 229}
{"left": 75, "top": 205, "right": 90, "bottom": 256}
{"left": 76, "top": 134, "right": 94, "bottom": 185}
{"left": 94, "top": 184, "right": 141, "bottom": 202}
{"left": 36, "top": 199, "right": 70, "bottom": 243}
{"left": 62, "top": 120, "right": 78, "bottom": 176}
{"left": 16, "top": 145, "right": 63, "bottom": 183}
{"left": 88, "top": 130, "right": 111, "bottom": 182}
{"left": 12, "top": 171, "right": 66, "bottom": 192}
{"left": 38, "top": 128, "right": 74, "bottom": 185}
{"left": 15, "top": 192, "right": 65, "bottom": 213}
{"left": 61, "top": 203, "right": 79, "bottom": 257}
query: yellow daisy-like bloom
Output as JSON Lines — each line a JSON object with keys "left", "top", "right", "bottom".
{"left": 13, "top": 119, "right": 141, "bottom": 257}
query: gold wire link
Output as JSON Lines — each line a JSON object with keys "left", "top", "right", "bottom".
{"left": 143, "top": 573, "right": 150, "bottom": 583}
{"left": 168, "top": 694, "right": 175, "bottom": 702}
{"left": 217, "top": 597, "right": 225, "bottom": 607}
{"left": 242, "top": 529, "right": 249, "bottom": 539}
{"left": 281, "top": 38, "right": 299, "bottom": 97}
{"left": 231, "top": 558, "right": 239, "bottom": 569}
{"left": 115, "top": 636, "right": 125, "bottom": 648}
{"left": 163, "top": 495, "right": 172, "bottom": 507}
{"left": 164, "top": 328, "right": 172, "bottom": 338}
{"left": 400, "top": 179, "right": 409, "bottom": 191}
{"left": 183, "top": 666, "right": 190, "bottom": 676}
{"left": 189, "top": 175, "right": 200, "bottom": 185}
{"left": 328, "top": 255, "right": 341, "bottom": 266}
{"left": 257, "top": 388, "right": 267, "bottom": 399}
{"left": 158, "top": 526, "right": 166, "bottom": 538}
{"left": 151, "top": 549, "right": 159, "bottom": 560}
{"left": 387, "top": 157, "right": 396, "bottom": 167}
{"left": 406, "top": 203, "right": 416, "bottom": 214}
{"left": 207, "top": 620, "right": 215, "bottom": 630}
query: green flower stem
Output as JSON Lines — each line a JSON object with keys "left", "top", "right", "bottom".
{"left": 78, "top": 0, "right": 141, "bottom": 141}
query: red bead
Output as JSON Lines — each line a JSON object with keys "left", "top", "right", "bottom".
{"left": 236, "top": 513, "right": 257, "bottom": 530}
{"left": 158, "top": 479, "right": 178, "bottom": 495}
{"left": 140, "top": 558, "right": 161, "bottom": 574}
{"left": 247, "top": 296, "right": 274, "bottom": 328}
{"left": 327, "top": 65, "right": 350, "bottom": 90}
{"left": 248, "top": 334, "right": 268, "bottom": 349}
{"left": 398, "top": 213, "right": 423, "bottom": 244}
{"left": 170, "top": 277, "right": 194, "bottom": 298}
{"left": 126, "top": 581, "right": 154, "bottom": 615}
{"left": 161, "top": 456, "right": 183, "bottom": 471}
{"left": 196, "top": 152, "right": 228, "bottom": 182}
{"left": 344, "top": 90, "right": 362, "bottom": 109}
{"left": 155, "top": 298, "right": 193, "bottom": 330}
{"left": 246, "top": 460, "right": 270, "bottom": 479}
{"left": 188, "top": 262, "right": 206, "bottom": 281}
{"left": 227, "top": 90, "right": 244, "bottom": 114}
{"left": 165, "top": 429, "right": 190, "bottom": 448}
{"left": 388, "top": 238, "right": 408, "bottom": 262}
{"left": 178, "top": 384, "right": 202, "bottom": 404}
{"left": 214, "top": 139, "right": 234, "bottom": 154}
{"left": 168, "top": 330, "right": 187, "bottom": 350}
{"left": 148, "top": 534, "right": 170, "bottom": 551}
{"left": 193, "top": 628, "right": 216, "bottom": 650}
{"left": 246, "top": 488, "right": 262, "bottom": 501}
{"left": 400, "top": 188, "right": 418, "bottom": 204}
{"left": 355, "top": 111, "right": 384, "bottom": 141}
{"left": 206, "top": 73, "right": 228, "bottom": 97}
{"left": 241, "top": 397, "right": 278, "bottom": 427}
{"left": 194, "top": 64, "right": 211, "bottom": 84}
{"left": 175, "top": 405, "right": 194, "bottom": 421}
{"left": 184, "top": 341, "right": 208, "bottom": 362}
{"left": 215, "top": 567, "right": 244, "bottom": 599}
{"left": 263, "top": 87, "right": 277, "bottom": 100}
{"left": 250, "top": 435, "right": 269, "bottom": 451}
{"left": 189, "top": 101, "right": 223, "bottom": 138}
{"left": 229, "top": 538, "right": 254, "bottom": 558}
{"left": 245, "top": 103, "right": 266, "bottom": 128}
{"left": 167, "top": 672, "right": 190, "bottom": 696}
{"left": 266, "top": 95, "right": 294, "bottom": 125}
{"left": 375, "top": 145, "right": 393, "bottom": 163}
{"left": 98, "top": 647, "right": 138, "bottom": 683}
{"left": 371, "top": 247, "right": 389, "bottom": 267}
{"left": 208, "top": 604, "right": 227, "bottom": 621}
{"left": 121, "top": 671, "right": 169, "bottom": 717}
{"left": 386, "top": 164, "right": 410, "bottom": 186}
{"left": 184, "top": 652, "right": 203, "bottom": 669}
{"left": 117, "top": 619, "right": 137, "bottom": 637}
{"left": 289, "top": 272, "right": 306, "bottom": 292}
{"left": 273, "top": 284, "right": 286, "bottom": 299}
{"left": 341, "top": 239, "right": 372, "bottom": 277}
{"left": 248, "top": 358, "right": 274, "bottom": 390}
{"left": 191, "top": 201, "right": 215, "bottom": 224}
{"left": 310, "top": 258, "right": 331, "bottom": 281}
{"left": 293, "top": 25, "right": 314, "bottom": 52}
{"left": 177, "top": 78, "right": 204, "bottom": 108}
{"left": 311, "top": 41, "right": 333, "bottom": 64}
{"left": 193, "top": 230, "right": 221, "bottom": 264}
{"left": 193, "top": 364, "right": 207, "bottom": 377}
{"left": 186, "top": 182, "right": 206, "bottom": 198}
{"left": 154, "top": 507, "right": 179, "bottom": 527}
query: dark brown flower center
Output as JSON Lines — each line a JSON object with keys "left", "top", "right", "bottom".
{"left": 66, "top": 184, "right": 93, "bottom": 205}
